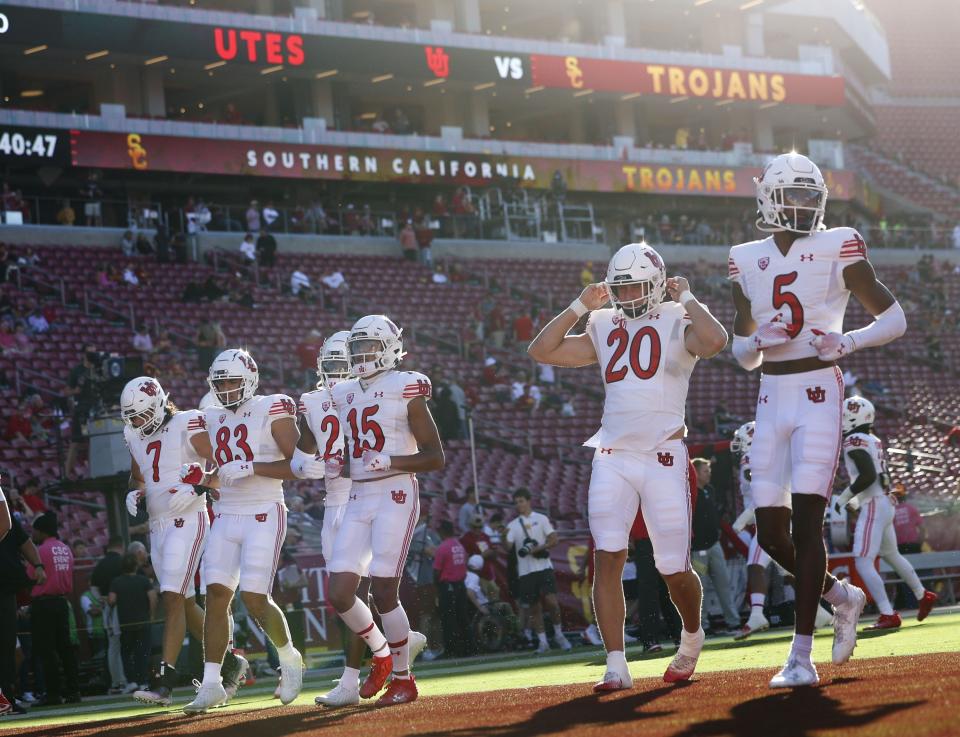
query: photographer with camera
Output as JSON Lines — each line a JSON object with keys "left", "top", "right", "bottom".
{"left": 504, "top": 488, "right": 572, "bottom": 654}
{"left": 64, "top": 345, "right": 104, "bottom": 474}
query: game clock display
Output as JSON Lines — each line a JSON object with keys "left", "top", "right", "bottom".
{"left": 0, "top": 128, "right": 67, "bottom": 163}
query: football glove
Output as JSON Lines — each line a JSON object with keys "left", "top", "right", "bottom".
{"left": 810, "top": 330, "right": 855, "bottom": 361}
{"left": 180, "top": 462, "right": 205, "bottom": 485}
{"left": 125, "top": 489, "right": 144, "bottom": 517}
{"left": 362, "top": 450, "right": 391, "bottom": 473}
{"left": 218, "top": 459, "right": 254, "bottom": 484}
{"left": 748, "top": 316, "right": 793, "bottom": 351}
{"left": 290, "top": 448, "right": 324, "bottom": 480}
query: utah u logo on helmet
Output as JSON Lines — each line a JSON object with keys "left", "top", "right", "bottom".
{"left": 139, "top": 381, "right": 159, "bottom": 397}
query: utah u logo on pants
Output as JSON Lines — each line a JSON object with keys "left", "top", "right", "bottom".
{"left": 391, "top": 490, "right": 407, "bottom": 504}
{"left": 657, "top": 452, "right": 674, "bottom": 467}
{"left": 174, "top": 518, "right": 184, "bottom": 528}
{"left": 806, "top": 386, "right": 826, "bottom": 404}
{"left": 255, "top": 513, "right": 268, "bottom": 522}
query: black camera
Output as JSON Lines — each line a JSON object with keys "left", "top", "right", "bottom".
{"left": 517, "top": 537, "right": 537, "bottom": 558}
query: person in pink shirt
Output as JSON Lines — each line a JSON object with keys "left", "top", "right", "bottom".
{"left": 433, "top": 520, "right": 473, "bottom": 657}
{"left": 28, "top": 511, "right": 80, "bottom": 706}
{"left": 893, "top": 495, "right": 925, "bottom": 555}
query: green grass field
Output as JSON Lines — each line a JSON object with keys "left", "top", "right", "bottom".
{"left": 6, "top": 609, "right": 958, "bottom": 731}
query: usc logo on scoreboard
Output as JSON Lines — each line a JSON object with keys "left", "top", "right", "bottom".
{"left": 127, "top": 134, "right": 147, "bottom": 171}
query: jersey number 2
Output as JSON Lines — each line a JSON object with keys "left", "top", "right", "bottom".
{"left": 214, "top": 424, "right": 254, "bottom": 466}
{"left": 772, "top": 272, "right": 804, "bottom": 338}
{"left": 347, "top": 405, "right": 386, "bottom": 458}
{"left": 320, "top": 414, "right": 341, "bottom": 459}
{"left": 604, "top": 326, "right": 662, "bottom": 384}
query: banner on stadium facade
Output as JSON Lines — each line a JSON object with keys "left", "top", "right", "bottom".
{"left": 71, "top": 130, "right": 870, "bottom": 204}
{"left": 530, "top": 56, "right": 846, "bottom": 107}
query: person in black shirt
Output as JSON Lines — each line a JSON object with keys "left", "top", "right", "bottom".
{"left": 690, "top": 458, "right": 740, "bottom": 634}
{"left": 0, "top": 486, "right": 44, "bottom": 712}
{"left": 256, "top": 229, "right": 277, "bottom": 269}
{"left": 109, "top": 554, "right": 157, "bottom": 689}
{"left": 91, "top": 536, "right": 129, "bottom": 693}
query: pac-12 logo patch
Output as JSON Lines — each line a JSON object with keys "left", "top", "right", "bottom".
{"left": 391, "top": 490, "right": 407, "bottom": 504}
{"left": 758, "top": 257, "right": 770, "bottom": 271}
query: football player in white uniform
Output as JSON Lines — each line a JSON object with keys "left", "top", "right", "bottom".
{"left": 120, "top": 377, "right": 247, "bottom": 707}
{"left": 831, "top": 397, "right": 937, "bottom": 629}
{"left": 324, "top": 315, "right": 444, "bottom": 707}
{"left": 729, "top": 152, "right": 907, "bottom": 688}
{"left": 529, "top": 243, "right": 729, "bottom": 692}
{"left": 185, "top": 349, "right": 304, "bottom": 713}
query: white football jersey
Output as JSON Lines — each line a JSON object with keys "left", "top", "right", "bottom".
{"left": 727, "top": 227, "right": 869, "bottom": 362}
{"left": 842, "top": 431, "right": 888, "bottom": 503}
{"left": 299, "top": 387, "right": 351, "bottom": 507}
{"left": 203, "top": 393, "right": 296, "bottom": 512}
{"left": 124, "top": 410, "right": 207, "bottom": 520}
{"left": 331, "top": 369, "right": 431, "bottom": 483}
{"left": 584, "top": 301, "right": 697, "bottom": 451}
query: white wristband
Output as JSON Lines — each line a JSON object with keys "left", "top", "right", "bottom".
{"left": 568, "top": 298, "right": 589, "bottom": 318}
{"left": 678, "top": 290, "right": 695, "bottom": 306}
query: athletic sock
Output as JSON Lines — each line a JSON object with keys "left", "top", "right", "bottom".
{"left": 678, "top": 628, "right": 704, "bottom": 658}
{"left": 380, "top": 604, "right": 412, "bottom": 678}
{"left": 750, "top": 593, "right": 766, "bottom": 609}
{"left": 606, "top": 650, "right": 627, "bottom": 672}
{"left": 790, "top": 633, "right": 814, "bottom": 663}
{"left": 203, "top": 661, "right": 222, "bottom": 684}
{"left": 537, "top": 632, "right": 549, "bottom": 646}
{"left": 553, "top": 624, "right": 565, "bottom": 639}
{"left": 340, "top": 667, "right": 360, "bottom": 691}
{"left": 338, "top": 597, "right": 390, "bottom": 657}
{"left": 276, "top": 640, "right": 297, "bottom": 662}
{"left": 823, "top": 579, "right": 849, "bottom": 606}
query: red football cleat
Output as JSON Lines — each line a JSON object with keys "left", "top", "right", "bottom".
{"left": 0, "top": 691, "right": 12, "bottom": 716}
{"left": 917, "top": 590, "right": 937, "bottom": 622}
{"left": 375, "top": 675, "right": 418, "bottom": 707}
{"left": 359, "top": 655, "right": 393, "bottom": 699}
{"left": 593, "top": 671, "right": 632, "bottom": 693}
{"left": 865, "top": 612, "right": 901, "bottom": 630}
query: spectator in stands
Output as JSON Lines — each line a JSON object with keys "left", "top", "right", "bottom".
{"left": 399, "top": 221, "right": 418, "bottom": 261}
{"left": 290, "top": 267, "right": 313, "bottom": 300}
{"left": 460, "top": 513, "right": 497, "bottom": 582}
{"left": 27, "top": 306, "right": 50, "bottom": 335}
{"left": 121, "top": 231, "right": 136, "bottom": 258}
{"left": 0, "top": 487, "right": 44, "bottom": 715}
{"left": 447, "top": 374, "right": 469, "bottom": 439}
{"left": 713, "top": 403, "right": 741, "bottom": 436}
{"left": 20, "top": 479, "right": 46, "bottom": 516}
{"left": 321, "top": 269, "right": 348, "bottom": 294}
{"left": 72, "top": 540, "right": 88, "bottom": 559}
{"left": 91, "top": 536, "right": 129, "bottom": 693}
{"left": 29, "top": 511, "right": 80, "bottom": 705}
{"left": 79, "top": 581, "right": 106, "bottom": 663}
{"left": 415, "top": 212, "right": 435, "bottom": 268}
{"left": 513, "top": 308, "right": 534, "bottom": 349}
{"left": 690, "top": 458, "right": 740, "bottom": 635}
{"left": 511, "top": 372, "right": 542, "bottom": 411}
{"left": 434, "top": 520, "right": 473, "bottom": 657}
{"left": 504, "top": 488, "right": 571, "bottom": 653}
{"left": 131, "top": 326, "right": 153, "bottom": 355}
{"left": 196, "top": 319, "right": 226, "bottom": 371}
{"left": 580, "top": 261, "right": 594, "bottom": 287}
{"left": 109, "top": 553, "right": 156, "bottom": 690}
{"left": 262, "top": 201, "right": 280, "bottom": 231}
{"left": 946, "top": 425, "right": 960, "bottom": 449}
{"left": 153, "top": 224, "right": 170, "bottom": 263}
{"left": 56, "top": 200, "right": 76, "bottom": 227}
{"left": 245, "top": 200, "right": 261, "bottom": 233}
{"left": 80, "top": 173, "right": 103, "bottom": 227}
{"left": 486, "top": 304, "right": 507, "bottom": 348}
{"left": 894, "top": 491, "right": 925, "bottom": 555}
{"left": 239, "top": 232, "right": 257, "bottom": 263}
{"left": 4, "top": 400, "right": 35, "bottom": 443}
{"left": 257, "top": 228, "right": 277, "bottom": 268}
{"left": 122, "top": 263, "right": 140, "bottom": 287}
{"left": 296, "top": 329, "right": 324, "bottom": 387}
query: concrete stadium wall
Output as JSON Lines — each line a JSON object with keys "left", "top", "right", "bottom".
{"left": 1, "top": 224, "right": 955, "bottom": 266}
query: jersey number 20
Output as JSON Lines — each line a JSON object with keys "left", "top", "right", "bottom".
{"left": 604, "top": 326, "right": 661, "bottom": 384}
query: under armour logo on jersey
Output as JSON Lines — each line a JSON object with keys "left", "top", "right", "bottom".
{"left": 346, "top": 393, "right": 355, "bottom": 404}
{"left": 600, "top": 448, "right": 613, "bottom": 455}
{"left": 800, "top": 254, "right": 814, "bottom": 262}
{"left": 758, "top": 395, "right": 768, "bottom": 404}
{"left": 174, "top": 518, "right": 184, "bottom": 528}
{"left": 243, "top": 411, "right": 253, "bottom": 418}
{"left": 374, "top": 391, "right": 384, "bottom": 398}
{"left": 255, "top": 513, "right": 268, "bottom": 522}
{"left": 806, "top": 386, "right": 826, "bottom": 403}
{"left": 758, "top": 257, "right": 770, "bottom": 271}
{"left": 139, "top": 381, "right": 159, "bottom": 396}
{"left": 648, "top": 313, "right": 660, "bottom": 320}
{"left": 350, "top": 494, "right": 357, "bottom": 501}
{"left": 657, "top": 452, "right": 674, "bottom": 467}
{"left": 391, "top": 490, "right": 407, "bottom": 504}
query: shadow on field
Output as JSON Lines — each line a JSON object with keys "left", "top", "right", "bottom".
{"left": 671, "top": 681, "right": 924, "bottom": 737}
{"left": 410, "top": 682, "right": 691, "bottom": 737}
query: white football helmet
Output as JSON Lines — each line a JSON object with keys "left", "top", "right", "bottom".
{"left": 604, "top": 243, "right": 667, "bottom": 320}
{"left": 347, "top": 315, "right": 405, "bottom": 377}
{"left": 120, "top": 376, "right": 168, "bottom": 438}
{"left": 207, "top": 348, "right": 259, "bottom": 408}
{"left": 730, "top": 421, "right": 755, "bottom": 455}
{"left": 318, "top": 330, "right": 351, "bottom": 389}
{"left": 755, "top": 152, "right": 828, "bottom": 235}
{"left": 842, "top": 396, "right": 875, "bottom": 434}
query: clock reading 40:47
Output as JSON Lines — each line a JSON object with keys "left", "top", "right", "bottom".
{"left": 0, "top": 130, "right": 60, "bottom": 158}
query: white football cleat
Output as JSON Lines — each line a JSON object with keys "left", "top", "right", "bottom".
{"left": 408, "top": 631, "right": 428, "bottom": 665}
{"left": 734, "top": 609, "right": 769, "bottom": 641}
{"left": 832, "top": 580, "right": 866, "bottom": 665}
{"left": 592, "top": 668, "right": 633, "bottom": 693}
{"left": 815, "top": 604, "right": 834, "bottom": 630}
{"left": 663, "top": 629, "right": 705, "bottom": 683}
{"left": 183, "top": 682, "right": 227, "bottom": 714}
{"left": 535, "top": 641, "right": 550, "bottom": 655}
{"left": 315, "top": 683, "right": 361, "bottom": 708}
{"left": 222, "top": 654, "right": 250, "bottom": 700}
{"left": 769, "top": 657, "right": 819, "bottom": 688}
{"left": 278, "top": 650, "right": 304, "bottom": 705}
{"left": 133, "top": 686, "right": 173, "bottom": 707}
{"left": 584, "top": 624, "right": 604, "bottom": 647}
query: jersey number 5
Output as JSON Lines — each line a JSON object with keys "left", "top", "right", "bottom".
{"left": 772, "top": 272, "right": 804, "bottom": 339}
{"left": 347, "top": 405, "right": 386, "bottom": 458}
{"left": 604, "top": 326, "right": 662, "bottom": 384}
{"left": 214, "top": 424, "right": 255, "bottom": 466}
